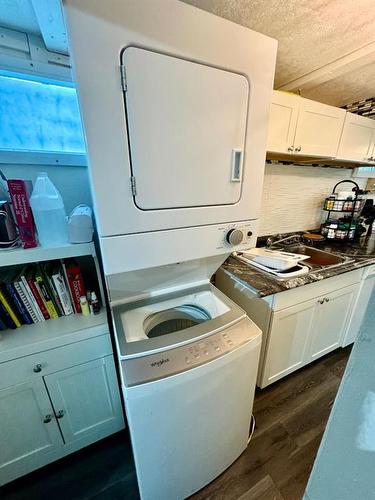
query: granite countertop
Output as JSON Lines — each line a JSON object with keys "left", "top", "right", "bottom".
{"left": 221, "top": 235, "right": 375, "bottom": 297}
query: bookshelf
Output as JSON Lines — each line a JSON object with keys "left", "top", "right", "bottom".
{"left": 0, "top": 242, "right": 97, "bottom": 268}
{"left": 0, "top": 240, "right": 109, "bottom": 362}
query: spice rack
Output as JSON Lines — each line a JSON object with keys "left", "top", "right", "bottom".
{"left": 320, "top": 180, "right": 364, "bottom": 241}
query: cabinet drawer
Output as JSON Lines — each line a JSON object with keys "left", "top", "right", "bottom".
{"left": 272, "top": 269, "right": 362, "bottom": 311}
{"left": 0, "top": 334, "right": 113, "bottom": 389}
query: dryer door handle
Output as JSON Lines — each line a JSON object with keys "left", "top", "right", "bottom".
{"left": 231, "top": 149, "right": 243, "bottom": 182}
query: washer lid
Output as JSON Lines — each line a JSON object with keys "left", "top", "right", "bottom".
{"left": 113, "top": 284, "right": 245, "bottom": 359}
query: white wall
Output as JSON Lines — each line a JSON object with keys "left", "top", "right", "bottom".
{"left": 0, "top": 164, "right": 92, "bottom": 214}
{"left": 259, "top": 163, "right": 367, "bottom": 236}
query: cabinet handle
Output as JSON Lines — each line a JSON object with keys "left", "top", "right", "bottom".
{"left": 324, "top": 297, "right": 330, "bottom": 303}
{"left": 295, "top": 146, "right": 302, "bottom": 152}
{"left": 56, "top": 410, "right": 65, "bottom": 419}
{"left": 33, "top": 364, "right": 42, "bottom": 373}
{"left": 287, "top": 146, "right": 294, "bottom": 152}
{"left": 318, "top": 299, "right": 325, "bottom": 304}
{"left": 43, "top": 414, "right": 53, "bottom": 423}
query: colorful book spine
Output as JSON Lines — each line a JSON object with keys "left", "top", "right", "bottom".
{"left": 14, "top": 281, "right": 39, "bottom": 324}
{"left": 19, "top": 277, "right": 43, "bottom": 322}
{"left": 27, "top": 277, "right": 50, "bottom": 320}
{"left": 0, "top": 289, "right": 21, "bottom": 327}
{"left": 34, "top": 273, "right": 59, "bottom": 319}
{"left": 3, "top": 283, "right": 32, "bottom": 325}
{"left": 0, "top": 300, "right": 17, "bottom": 329}
{"left": 52, "top": 272, "right": 74, "bottom": 316}
{"left": 65, "top": 261, "right": 86, "bottom": 313}
{"left": 7, "top": 179, "right": 37, "bottom": 249}
{"left": 61, "top": 260, "right": 76, "bottom": 313}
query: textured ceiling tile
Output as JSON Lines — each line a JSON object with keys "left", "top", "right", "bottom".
{"left": 182, "top": 0, "right": 375, "bottom": 101}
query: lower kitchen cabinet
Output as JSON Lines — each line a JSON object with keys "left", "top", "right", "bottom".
{"left": 260, "top": 284, "right": 358, "bottom": 387}
{"left": 262, "top": 300, "right": 315, "bottom": 384}
{"left": 0, "top": 379, "right": 62, "bottom": 483}
{"left": 44, "top": 356, "right": 123, "bottom": 445}
{"left": 0, "top": 335, "right": 124, "bottom": 486}
{"left": 307, "top": 285, "right": 357, "bottom": 361}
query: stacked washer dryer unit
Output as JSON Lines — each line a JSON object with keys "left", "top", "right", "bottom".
{"left": 64, "top": 1, "right": 277, "bottom": 498}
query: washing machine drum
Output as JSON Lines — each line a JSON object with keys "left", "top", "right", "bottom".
{"left": 143, "top": 304, "right": 211, "bottom": 338}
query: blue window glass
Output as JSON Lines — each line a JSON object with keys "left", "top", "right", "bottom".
{"left": 0, "top": 75, "right": 86, "bottom": 154}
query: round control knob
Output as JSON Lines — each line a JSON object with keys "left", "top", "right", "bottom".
{"left": 226, "top": 228, "right": 244, "bottom": 246}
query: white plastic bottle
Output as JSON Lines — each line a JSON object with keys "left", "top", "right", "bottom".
{"left": 30, "top": 172, "right": 68, "bottom": 247}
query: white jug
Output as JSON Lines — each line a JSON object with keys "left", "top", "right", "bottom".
{"left": 30, "top": 172, "right": 68, "bottom": 247}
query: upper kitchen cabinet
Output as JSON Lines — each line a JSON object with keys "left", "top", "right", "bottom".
{"left": 293, "top": 98, "right": 346, "bottom": 157}
{"left": 267, "top": 91, "right": 299, "bottom": 154}
{"left": 267, "top": 91, "right": 346, "bottom": 158}
{"left": 336, "top": 112, "right": 375, "bottom": 163}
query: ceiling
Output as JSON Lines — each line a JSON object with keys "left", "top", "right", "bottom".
{"left": 0, "top": 0, "right": 374, "bottom": 106}
{"left": 182, "top": 0, "right": 375, "bottom": 106}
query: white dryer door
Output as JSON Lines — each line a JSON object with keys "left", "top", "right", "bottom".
{"left": 123, "top": 47, "right": 249, "bottom": 210}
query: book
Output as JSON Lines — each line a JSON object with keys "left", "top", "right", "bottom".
{"left": 61, "top": 260, "right": 76, "bottom": 313}
{"left": 51, "top": 264, "right": 73, "bottom": 316}
{"left": 14, "top": 281, "right": 39, "bottom": 324}
{"left": 7, "top": 179, "right": 37, "bottom": 249}
{"left": 0, "top": 299, "right": 17, "bottom": 329}
{"left": 41, "top": 263, "right": 63, "bottom": 317}
{"left": 20, "top": 268, "right": 44, "bottom": 322}
{"left": 0, "top": 272, "right": 32, "bottom": 325}
{"left": 64, "top": 259, "right": 86, "bottom": 313}
{"left": 26, "top": 268, "right": 50, "bottom": 320}
{"left": 35, "top": 266, "right": 59, "bottom": 319}
{"left": 17, "top": 268, "right": 42, "bottom": 322}
{"left": 0, "top": 288, "right": 21, "bottom": 327}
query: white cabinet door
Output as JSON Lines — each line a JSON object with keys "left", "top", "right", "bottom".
{"left": 337, "top": 113, "right": 375, "bottom": 162}
{"left": 0, "top": 379, "right": 62, "bottom": 485}
{"left": 307, "top": 285, "right": 357, "bottom": 361}
{"left": 293, "top": 98, "right": 346, "bottom": 157}
{"left": 343, "top": 272, "right": 375, "bottom": 346}
{"left": 123, "top": 47, "right": 248, "bottom": 210}
{"left": 44, "top": 356, "right": 124, "bottom": 445}
{"left": 260, "top": 299, "right": 315, "bottom": 387}
{"left": 267, "top": 91, "right": 299, "bottom": 153}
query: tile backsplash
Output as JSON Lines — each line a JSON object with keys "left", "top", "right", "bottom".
{"left": 259, "top": 163, "right": 367, "bottom": 236}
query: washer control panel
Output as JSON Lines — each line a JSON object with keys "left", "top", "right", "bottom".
{"left": 218, "top": 223, "right": 255, "bottom": 249}
{"left": 122, "top": 318, "right": 257, "bottom": 386}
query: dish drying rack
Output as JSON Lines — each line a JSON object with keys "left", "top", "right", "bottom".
{"left": 320, "top": 180, "right": 364, "bottom": 242}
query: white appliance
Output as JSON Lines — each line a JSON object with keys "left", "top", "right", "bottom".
{"left": 64, "top": 1, "right": 277, "bottom": 498}
{"left": 68, "top": 204, "right": 93, "bottom": 243}
{"left": 113, "top": 284, "right": 261, "bottom": 499}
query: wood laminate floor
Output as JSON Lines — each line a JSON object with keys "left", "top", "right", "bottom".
{"left": 1, "top": 347, "right": 351, "bottom": 500}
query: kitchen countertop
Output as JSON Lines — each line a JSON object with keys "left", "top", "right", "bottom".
{"left": 220, "top": 235, "right": 375, "bottom": 297}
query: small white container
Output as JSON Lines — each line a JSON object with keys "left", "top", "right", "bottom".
{"left": 68, "top": 205, "right": 94, "bottom": 243}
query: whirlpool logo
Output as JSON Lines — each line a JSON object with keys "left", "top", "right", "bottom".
{"left": 150, "top": 358, "right": 170, "bottom": 368}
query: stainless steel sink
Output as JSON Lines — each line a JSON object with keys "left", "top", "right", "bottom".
{"left": 282, "top": 244, "right": 351, "bottom": 270}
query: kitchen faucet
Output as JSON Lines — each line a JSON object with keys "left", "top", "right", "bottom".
{"left": 266, "top": 234, "right": 301, "bottom": 248}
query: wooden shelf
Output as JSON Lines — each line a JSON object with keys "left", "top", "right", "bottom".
{"left": 0, "top": 309, "right": 109, "bottom": 363}
{"left": 0, "top": 242, "right": 97, "bottom": 268}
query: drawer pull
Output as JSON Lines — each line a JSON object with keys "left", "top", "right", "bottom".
{"left": 324, "top": 298, "right": 330, "bottom": 303}
{"left": 318, "top": 299, "right": 325, "bottom": 304}
{"left": 56, "top": 410, "right": 65, "bottom": 419}
{"left": 33, "top": 364, "right": 42, "bottom": 373}
{"left": 43, "top": 414, "right": 53, "bottom": 423}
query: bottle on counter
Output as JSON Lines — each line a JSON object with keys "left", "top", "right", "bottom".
{"left": 80, "top": 295, "right": 90, "bottom": 316}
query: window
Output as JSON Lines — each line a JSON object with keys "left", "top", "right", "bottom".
{"left": 0, "top": 74, "right": 86, "bottom": 165}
